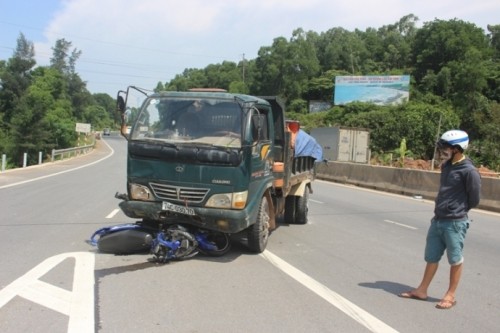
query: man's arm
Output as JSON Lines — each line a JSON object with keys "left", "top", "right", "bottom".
{"left": 466, "top": 168, "right": 481, "bottom": 210}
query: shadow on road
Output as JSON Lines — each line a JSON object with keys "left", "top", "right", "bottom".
{"left": 358, "top": 280, "right": 440, "bottom": 302}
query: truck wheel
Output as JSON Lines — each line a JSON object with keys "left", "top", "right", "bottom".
{"left": 284, "top": 195, "right": 296, "bottom": 224}
{"left": 247, "top": 197, "right": 270, "bottom": 253}
{"left": 294, "top": 189, "right": 309, "bottom": 225}
{"left": 284, "top": 190, "right": 309, "bottom": 225}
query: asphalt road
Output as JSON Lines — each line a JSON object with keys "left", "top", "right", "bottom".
{"left": 0, "top": 135, "right": 499, "bottom": 333}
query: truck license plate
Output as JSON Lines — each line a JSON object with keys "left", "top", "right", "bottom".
{"left": 162, "top": 201, "right": 195, "bottom": 216}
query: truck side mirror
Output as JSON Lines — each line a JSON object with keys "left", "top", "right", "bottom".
{"left": 117, "top": 96, "right": 126, "bottom": 113}
{"left": 116, "top": 95, "right": 128, "bottom": 139}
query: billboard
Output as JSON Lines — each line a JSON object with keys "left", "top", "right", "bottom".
{"left": 333, "top": 75, "right": 410, "bottom": 106}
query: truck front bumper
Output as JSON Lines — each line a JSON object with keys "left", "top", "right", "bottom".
{"left": 118, "top": 200, "right": 255, "bottom": 234}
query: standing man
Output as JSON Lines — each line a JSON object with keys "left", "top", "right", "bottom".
{"left": 399, "top": 130, "right": 481, "bottom": 309}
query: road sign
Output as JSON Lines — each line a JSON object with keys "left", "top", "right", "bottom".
{"left": 75, "top": 122, "right": 91, "bottom": 133}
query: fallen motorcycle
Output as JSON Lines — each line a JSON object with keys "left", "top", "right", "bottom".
{"left": 89, "top": 222, "right": 231, "bottom": 262}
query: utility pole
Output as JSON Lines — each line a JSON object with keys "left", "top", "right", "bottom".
{"left": 431, "top": 113, "right": 442, "bottom": 171}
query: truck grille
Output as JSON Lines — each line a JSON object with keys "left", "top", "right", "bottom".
{"left": 150, "top": 183, "right": 209, "bottom": 203}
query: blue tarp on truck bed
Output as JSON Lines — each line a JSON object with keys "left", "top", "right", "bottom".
{"left": 294, "top": 129, "right": 323, "bottom": 161}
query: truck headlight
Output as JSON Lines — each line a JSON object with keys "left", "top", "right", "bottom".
{"left": 205, "top": 191, "right": 248, "bottom": 209}
{"left": 129, "top": 183, "right": 153, "bottom": 201}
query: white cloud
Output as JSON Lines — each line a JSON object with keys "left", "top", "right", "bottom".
{"left": 29, "top": 0, "right": 499, "bottom": 96}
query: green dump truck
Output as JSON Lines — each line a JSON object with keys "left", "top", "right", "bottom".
{"left": 115, "top": 87, "right": 321, "bottom": 253}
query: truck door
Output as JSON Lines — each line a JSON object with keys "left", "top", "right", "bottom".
{"left": 250, "top": 111, "right": 272, "bottom": 190}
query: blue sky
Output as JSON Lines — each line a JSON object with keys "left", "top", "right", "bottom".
{"left": 1, "top": 0, "right": 499, "bottom": 97}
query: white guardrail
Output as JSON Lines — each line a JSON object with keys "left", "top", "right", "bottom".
{"left": 1, "top": 139, "right": 96, "bottom": 172}
{"left": 50, "top": 143, "right": 95, "bottom": 162}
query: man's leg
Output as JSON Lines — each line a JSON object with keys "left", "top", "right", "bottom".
{"left": 414, "top": 262, "right": 438, "bottom": 298}
{"left": 436, "top": 263, "right": 462, "bottom": 308}
{"left": 400, "top": 221, "right": 442, "bottom": 300}
{"left": 436, "top": 220, "right": 467, "bottom": 309}
{"left": 400, "top": 262, "right": 438, "bottom": 299}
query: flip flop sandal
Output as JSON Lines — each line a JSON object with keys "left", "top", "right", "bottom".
{"left": 435, "top": 299, "right": 457, "bottom": 309}
{"left": 398, "top": 291, "right": 428, "bottom": 301}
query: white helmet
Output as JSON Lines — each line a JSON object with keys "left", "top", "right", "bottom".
{"left": 437, "top": 130, "right": 469, "bottom": 151}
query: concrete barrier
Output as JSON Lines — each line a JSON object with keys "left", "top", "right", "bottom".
{"left": 316, "top": 161, "right": 500, "bottom": 213}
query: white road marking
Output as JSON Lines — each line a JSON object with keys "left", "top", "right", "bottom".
{"left": 261, "top": 250, "right": 399, "bottom": 333}
{"left": 383, "top": 219, "right": 418, "bottom": 230}
{"left": 0, "top": 252, "right": 95, "bottom": 333}
{"left": 106, "top": 208, "right": 120, "bottom": 219}
{"left": 309, "top": 199, "right": 324, "bottom": 204}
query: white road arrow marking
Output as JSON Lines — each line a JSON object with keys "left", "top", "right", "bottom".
{"left": 0, "top": 252, "right": 95, "bottom": 333}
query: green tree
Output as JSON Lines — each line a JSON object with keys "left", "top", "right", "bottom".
{"left": 228, "top": 81, "right": 249, "bottom": 94}
{"left": 9, "top": 74, "right": 56, "bottom": 165}
{"left": 50, "top": 38, "right": 92, "bottom": 121}
{"left": 93, "top": 93, "right": 117, "bottom": 127}
{"left": 315, "top": 27, "right": 366, "bottom": 74}
{"left": 165, "top": 68, "right": 208, "bottom": 91}
{"left": 154, "top": 81, "right": 165, "bottom": 92}
{"left": 45, "top": 102, "right": 77, "bottom": 148}
{"left": 412, "top": 19, "right": 490, "bottom": 82}
{"left": 0, "top": 33, "right": 37, "bottom": 165}
{"left": 445, "top": 48, "right": 489, "bottom": 140}
{"left": 286, "top": 29, "right": 320, "bottom": 98}
{"left": 379, "top": 14, "right": 418, "bottom": 71}
{"left": 483, "top": 60, "right": 500, "bottom": 102}
{"left": 306, "top": 69, "right": 350, "bottom": 102}
{"left": 0, "top": 33, "right": 36, "bottom": 124}
{"left": 204, "top": 61, "right": 241, "bottom": 89}
{"left": 487, "top": 24, "right": 500, "bottom": 60}
{"left": 50, "top": 39, "right": 82, "bottom": 75}
{"left": 81, "top": 104, "right": 111, "bottom": 130}
{"left": 253, "top": 37, "right": 289, "bottom": 96}
{"left": 253, "top": 29, "right": 320, "bottom": 102}
{"left": 469, "top": 101, "right": 500, "bottom": 170}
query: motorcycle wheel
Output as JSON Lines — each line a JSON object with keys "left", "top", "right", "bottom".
{"left": 199, "top": 232, "right": 231, "bottom": 256}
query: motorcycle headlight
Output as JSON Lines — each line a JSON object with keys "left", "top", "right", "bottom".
{"left": 129, "top": 183, "right": 153, "bottom": 201}
{"left": 205, "top": 191, "right": 248, "bottom": 209}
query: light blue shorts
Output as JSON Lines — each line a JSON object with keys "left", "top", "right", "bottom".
{"left": 424, "top": 218, "right": 469, "bottom": 265}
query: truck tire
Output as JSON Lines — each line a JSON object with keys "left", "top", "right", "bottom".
{"left": 247, "top": 197, "right": 270, "bottom": 253}
{"left": 284, "top": 195, "right": 296, "bottom": 224}
{"left": 294, "top": 189, "right": 309, "bottom": 225}
{"left": 284, "top": 190, "right": 309, "bottom": 225}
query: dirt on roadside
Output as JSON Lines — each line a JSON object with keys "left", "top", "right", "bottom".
{"left": 400, "top": 158, "right": 498, "bottom": 178}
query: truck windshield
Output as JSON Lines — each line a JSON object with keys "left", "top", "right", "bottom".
{"left": 130, "top": 97, "right": 242, "bottom": 148}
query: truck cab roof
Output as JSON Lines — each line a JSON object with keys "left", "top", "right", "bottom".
{"left": 150, "top": 90, "right": 272, "bottom": 106}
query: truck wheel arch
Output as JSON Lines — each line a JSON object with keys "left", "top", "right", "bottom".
{"left": 288, "top": 180, "right": 311, "bottom": 197}
{"left": 264, "top": 190, "right": 277, "bottom": 230}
